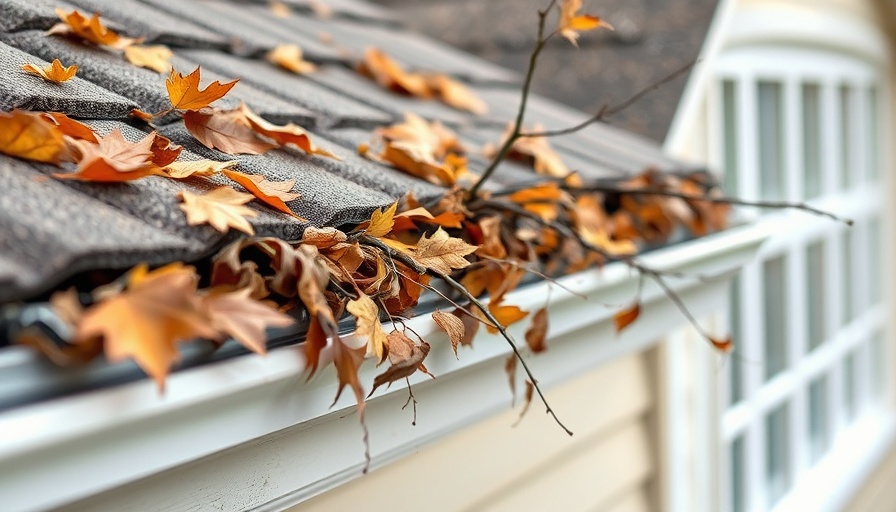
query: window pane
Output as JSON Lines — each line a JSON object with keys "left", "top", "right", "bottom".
{"left": 766, "top": 404, "right": 791, "bottom": 506}
{"left": 802, "top": 83, "right": 822, "bottom": 198}
{"left": 723, "top": 80, "right": 739, "bottom": 197}
{"left": 843, "top": 229, "right": 854, "bottom": 323}
{"left": 871, "top": 332, "right": 886, "bottom": 400}
{"left": 844, "top": 350, "right": 859, "bottom": 422}
{"left": 758, "top": 82, "right": 785, "bottom": 199}
{"left": 806, "top": 241, "right": 826, "bottom": 349}
{"left": 729, "top": 277, "right": 744, "bottom": 404}
{"left": 808, "top": 377, "right": 830, "bottom": 463}
{"left": 731, "top": 436, "right": 746, "bottom": 512}
{"left": 840, "top": 85, "right": 854, "bottom": 188}
{"left": 764, "top": 256, "right": 788, "bottom": 379}
{"left": 868, "top": 217, "right": 882, "bottom": 305}
{"left": 869, "top": 86, "right": 880, "bottom": 180}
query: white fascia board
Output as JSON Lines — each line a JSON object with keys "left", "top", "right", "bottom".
{"left": 0, "top": 224, "right": 767, "bottom": 511}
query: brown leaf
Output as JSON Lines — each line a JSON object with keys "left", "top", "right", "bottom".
{"left": 124, "top": 44, "right": 173, "bottom": 73}
{"left": 55, "top": 129, "right": 163, "bottom": 182}
{"left": 364, "top": 202, "right": 397, "bottom": 238}
{"left": 21, "top": 58, "right": 77, "bottom": 83}
{"left": 451, "top": 307, "right": 479, "bottom": 346}
{"left": 613, "top": 303, "right": 640, "bottom": 333}
{"left": 370, "top": 331, "right": 431, "bottom": 395}
{"left": 166, "top": 67, "right": 238, "bottom": 111}
{"left": 331, "top": 334, "right": 367, "bottom": 411}
{"left": 524, "top": 307, "right": 548, "bottom": 353}
{"left": 183, "top": 108, "right": 277, "bottom": 155}
{"left": 41, "top": 112, "right": 97, "bottom": 142}
{"left": 710, "top": 335, "right": 734, "bottom": 353}
{"left": 164, "top": 159, "right": 238, "bottom": 179}
{"left": 74, "top": 263, "right": 218, "bottom": 390}
{"left": 391, "top": 206, "right": 464, "bottom": 232}
{"left": 149, "top": 132, "right": 182, "bottom": 167}
{"left": 178, "top": 187, "right": 257, "bottom": 235}
{"left": 238, "top": 103, "right": 336, "bottom": 158}
{"left": 0, "top": 110, "right": 68, "bottom": 164}
{"left": 424, "top": 73, "right": 488, "bottom": 114}
{"left": 505, "top": 354, "right": 517, "bottom": 403}
{"left": 48, "top": 8, "right": 138, "bottom": 49}
{"left": 266, "top": 44, "right": 317, "bottom": 74}
{"left": 490, "top": 123, "right": 569, "bottom": 178}
{"left": 222, "top": 169, "right": 302, "bottom": 218}
{"left": 357, "top": 48, "right": 429, "bottom": 97}
{"left": 411, "top": 227, "right": 478, "bottom": 275}
{"left": 301, "top": 226, "right": 348, "bottom": 249}
{"left": 557, "top": 0, "right": 613, "bottom": 46}
{"left": 432, "top": 309, "right": 465, "bottom": 357}
{"left": 201, "top": 287, "right": 294, "bottom": 354}
{"left": 346, "top": 292, "right": 389, "bottom": 364}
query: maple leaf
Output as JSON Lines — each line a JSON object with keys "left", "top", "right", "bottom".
{"left": 166, "top": 67, "right": 238, "bottom": 111}
{"left": 266, "top": 44, "right": 317, "bottom": 75}
{"left": 238, "top": 103, "right": 336, "bottom": 158}
{"left": 124, "top": 45, "right": 173, "bottom": 73}
{"left": 369, "top": 331, "right": 431, "bottom": 395}
{"left": 21, "top": 59, "right": 78, "bottom": 84}
{"left": 222, "top": 169, "right": 303, "bottom": 219}
{"left": 48, "top": 8, "right": 138, "bottom": 49}
{"left": 525, "top": 307, "right": 548, "bottom": 353}
{"left": 183, "top": 108, "right": 277, "bottom": 155}
{"left": 178, "top": 187, "right": 258, "bottom": 235}
{"left": 411, "top": 227, "right": 478, "bottom": 275}
{"left": 74, "top": 263, "right": 218, "bottom": 390}
{"left": 201, "top": 287, "right": 294, "bottom": 354}
{"left": 0, "top": 110, "right": 68, "bottom": 164}
{"left": 55, "top": 129, "right": 165, "bottom": 182}
{"left": 557, "top": 0, "right": 613, "bottom": 46}
{"left": 41, "top": 112, "right": 97, "bottom": 142}
{"left": 613, "top": 303, "right": 640, "bottom": 333}
{"left": 432, "top": 309, "right": 465, "bottom": 357}
{"left": 364, "top": 202, "right": 397, "bottom": 238}
{"left": 164, "top": 159, "right": 238, "bottom": 179}
{"left": 346, "top": 292, "right": 389, "bottom": 364}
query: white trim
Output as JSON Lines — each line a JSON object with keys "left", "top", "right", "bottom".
{"left": 0, "top": 225, "right": 767, "bottom": 512}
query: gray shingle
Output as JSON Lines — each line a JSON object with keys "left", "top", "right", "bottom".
{"left": 0, "top": 42, "right": 137, "bottom": 119}
{"left": 0, "top": 31, "right": 317, "bottom": 126}
{"left": 0, "top": 0, "right": 78, "bottom": 33}
{"left": 178, "top": 49, "right": 393, "bottom": 129}
{"left": 63, "top": 0, "right": 229, "bottom": 49}
{"left": 264, "top": 0, "right": 399, "bottom": 25}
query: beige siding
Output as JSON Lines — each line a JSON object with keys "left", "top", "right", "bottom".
{"left": 293, "top": 352, "right": 656, "bottom": 512}
{"left": 846, "top": 440, "right": 896, "bottom": 512}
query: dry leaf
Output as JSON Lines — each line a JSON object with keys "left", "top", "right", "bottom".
{"left": 48, "top": 8, "right": 138, "bottom": 49}
{"left": 710, "top": 335, "right": 733, "bottom": 353}
{"left": 432, "top": 309, "right": 464, "bottom": 357}
{"left": 166, "top": 67, "right": 238, "bottom": 111}
{"left": 411, "top": 227, "right": 478, "bottom": 275}
{"left": 55, "top": 129, "right": 164, "bottom": 182}
{"left": 74, "top": 263, "right": 218, "bottom": 390}
{"left": 201, "top": 287, "right": 294, "bottom": 354}
{"left": 238, "top": 103, "right": 336, "bottom": 158}
{"left": 346, "top": 292, "right": 389, "bottom": 364}
{"left": 0, "top": 110, "right": 68, "bottom": 164}
{"left": 21, "top": 59, "right": 77, "bottom": 83}
{"left": 149, "top": 132, "right": 182, "bottom": 167}
{"left": 41, "top": 112, "right": 97, "bottom": 142}
{"left": 525, "top": 307, "right": 548, "bottom": 353}
{"left": 484, "top": 302, "right": 528, "bottom": 334}
{"left": 613, "top": 303, "right": 640, "bottom": 333}
{"left": 178, "top": 187, "right": 257, "bottom": 235}
{"left": 505, "top": 354, "right": 518, "bottom": 403}
{"left": 269, "top": 1, "right": 291, "bottom": 17}
{"left": 370, "top": 330, "right": 431, "bottom": 395}
{"left": 222, "top": 169, "right": 302, "bottom": 218}
{"left": 425, "top": 73, "right": 488, "bottom": 114}
{"left": 494, "top": 123, "right": 569, "bottom": 178}
{"left": 164, "top": 159, "right": 238, "bottom": 179}
{"left": 391, "top": 207, "right": 464, "bottom": 232}
{"left": 124, "top": 45, "right": 173, "bottom": 73}
{"left": 301, "top": 226, "right": 348, "bottom": 249}
{"left": 451, "top": 308, "right": 479, "bottom": 346}
{"left": 183, "top": 108, "right": 276, "bottom": 154}
{"left": 364, "top": 202, "right": 397, "bottom": 238}
{"left": 266, "top": 44, "right": 317, "bottom": 74}
{"left": 557, "top": 0, "right": 613, "bottom": 46}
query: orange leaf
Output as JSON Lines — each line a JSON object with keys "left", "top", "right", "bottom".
{"left": 201, "top": 287, "right": 294, "bottom": 354}
{"left": 391, "top": 206, "right": 464, "bottom": 232}
{"left": 524, "top": 307, "right": 548, "bottom": 353}
{"left": 411, "top": 227, "right": 478, "bottom": 275}
{"left": 557, "top": 0, "right": 613, "bottom": 46}
{"left": 364, "top": 202, "right": 397, "bottom": 238}
{"left": 164, "top": 159, "right": 238, "bottom": 179}
{"left": 357, "top": 48, "right": 429, "bottom": 98}
{"left": 178, "top": 187, "right": 257, "bottom": 235}
{"left": 0, "top": 110, "right": 68, "bottom": 164}
{"left": 74, "top": 263, "right": 218, "bottom": 390}
{"left": 710, "top": 335, "right": 734, "bottom": 353}
{"left": 222, "top": 169, "right": 303, "bottom": 218}
{"left": 149, "top": 132, "right": 182, "bottom": 167}
{"left": 346, "top": 292, "right": 389, "bottom": 364}
{"left": 485, "top": 302, "right": 528, "bottom": 334}
{"left": 432, "top": 309, "right": 465, "bottom": 357}
{"left": 369, "top": 331, "right": 431, "bottom": 395}
{"left": 55, "top": 129, "right": 164, "bottom": 182}
{"left": 613, "top": 303, "right": 640, "bottom": 333}
{"left": 124, "top": 44, "right": 173, "bottom": 74}
{"left": 21, "top": 59, "right": 77, "bottom": 84}
{"left": 41, "top": 112, "right": 97, "bottom": 142}
{"left": 425, "top": 73, "right": 488, "bottom": 115}
{"left": 48, "top": 8, "right": 138, "bottom": 49}
{"left": 183, "top": 108, "right": 277, "bottom": 155}
{"left": 166, "top": 67, "right": 238, "bottom": 111}
{"left": 266, "top": 44, "right": 317, "bottom": 75}
{"left": 238, "top": 103, "right": 336, "bottom": 158}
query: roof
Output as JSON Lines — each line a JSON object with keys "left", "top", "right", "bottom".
{"left": 372, "top": 0, "right": 719, "bottom": 142}
{"left": 0, "top": 0, "right": 707, "bottom": 406}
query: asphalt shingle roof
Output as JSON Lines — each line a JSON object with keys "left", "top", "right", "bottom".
{"left": 0, "top": 0, "right": 702, "bottom": 302}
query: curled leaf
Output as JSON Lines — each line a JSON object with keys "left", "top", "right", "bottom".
{"left": 21, "top": 59, "right": 77, "bottom": 83}
{"left": 432, "top": 309, "right": 465, "bottom": 357}
{"left": 364, "top": 202, "right": 397, "bottom": 238}
{"left": 369, "top": 330, "right": 431, "bottom": 395}
{"left": 266, "top": 44, "right": 317, "bottom": 74}
{"left": 48, "top": 8, "right": 138, "bottom": 49}
{"left": 164, "top": 159, "right": 238, "bottom": 179}
{"left": 346, "top": 292, "right": 389, "bottom": 364}
{"left": 613, "top": 303, "right": 640, "bottom": 333}
{"left": 0, "top": 110, "right": 68, "bottom": 164}
{"left": 222, "top": 169, "right": 303, "bottom": 219}
{"left": 524, "top": 307, "right": 548, "bottom": 353}
{"left": 557, "top": 0, "right": 614, "bottom": 46}
{"left": 183, "top": 108, "right": 277, "bottom": 155}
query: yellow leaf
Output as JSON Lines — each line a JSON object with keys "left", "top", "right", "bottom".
{"left": 124, "top": 45, "right": 173, "bottom": 73}
{"left": 266, "top": 44, "right": 317, "bottom": 75}
{"left": 346, "top": 292, "right": 389, "bottom": 364}
{"left": 365, "top": 202, "right": 397, "bottom": 238}
{"left": 166, "top": 67, "right": 238, "bottom": 111}
{"left": 0, "top": 110, "right": 68, "bottom": 164}
{"left": 178, "top": 187, "right": 257, "bottom": 235}
{"left": 21, "top": 58, "right": 77, "bottom": 83}
{"left": 557, "top": 0, "right": 613, "bottom": 46}
{"left": 164, "top": 159, "right": 238, "bottom": 179}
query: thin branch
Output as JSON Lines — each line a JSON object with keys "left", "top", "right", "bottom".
{"left": 518, "top": 60, "right": 697, "bottom": 139}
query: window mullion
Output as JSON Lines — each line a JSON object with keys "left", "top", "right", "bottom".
{"left": 820, "top": 79, "right": 842, "bottom": 197}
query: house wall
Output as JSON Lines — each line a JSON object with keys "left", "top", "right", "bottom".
{"left": 291, "top": 351, "right": 659, "bottom": 512}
